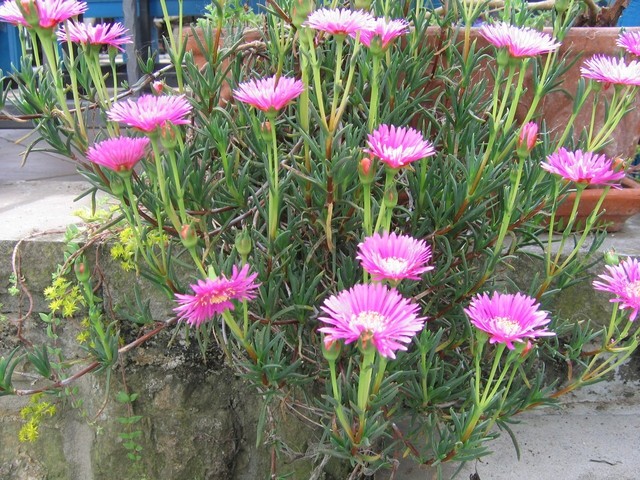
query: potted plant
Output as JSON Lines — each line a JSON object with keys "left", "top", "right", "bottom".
{"left": 2, "top": 0, "right": 640, "bottom": 478}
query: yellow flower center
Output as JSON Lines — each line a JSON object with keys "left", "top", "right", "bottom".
{"left": 494, "top": 316, "right": 521, "bottom": 336}
{"left": 379, "top": 256, "right": 409, "bottom": 275}
{"left": 625, "top": 280, "right": 640, "bottom": 298}
{"left": 352, "top": 311, "right": 387, "bottom": 333}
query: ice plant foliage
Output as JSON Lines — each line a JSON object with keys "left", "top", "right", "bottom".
{"left": 580, "top": 55, "right": 640, "bottom": 86}
{"left": 304, "top": 8, "right": 374, "bottom": 37}
{"left": 617, "top": 30, "right": 640, "bottom": 57}
{"left": 479, "top": 22, "right": 560, "bottom": 58}
{"left": 356, "top": 232, "right": 433, "bottom": 282}
{"left": 541, "top": 148, "right": 626, "bottom": 186}
{"left": 174, "top": 265, "right": 260, "bottom": 327}
{"left": 319, "top": 283, "right": 425, "bottom": 359}
{"left": 232, "top": 75, "right": 304, "bottom": 114}
{"left": 354, "top": 17, "right": 409, "bottom": 51}
{"left": 365, "top": 124, "right": 435, "bottom": 169}
{"left": 593, "top": 258, "right": 640, "bottom": 321}
{"left": 107, "top": 95, "right": 192, "bottom": 132}
{"left": 86, "top": 137, "right": 150, "bottom": 173}
{"left": 0, "top": 0, "right": 86, "bottom": 28}
{"left": 465, "top": 292, "right": 554, "bottom": 349}
{"left": 57, "top": 22, "right": 131, "bottom": 51}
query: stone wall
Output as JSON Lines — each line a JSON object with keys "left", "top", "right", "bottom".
{"left": 0, "top": 238, "right": 338, "bottom": 480}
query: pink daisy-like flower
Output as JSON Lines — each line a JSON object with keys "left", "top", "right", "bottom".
{"left": 479, "top": 22, "right": 560, "bottom": 58}
{"left": 617, "top": 30, "right": 640, "bottom": 57}
{"left": 352, "top": 17, "right": 409, "bottom": 51}
{"left": 541, "top": 148, "right": 625, "bottom": 186}
{"left": 57, "top": 21, "right": 131, "bottom": 51}
{"left": 319, "top": 283, "right": 425, "bottom": 359}
{"left": 580, "top": 55, "right": 640, "bottom": 86}
{"left": 356, "top": 232, "right": 434, "bottom": 282}
{"left": 593, "top": 257, "right": 640, "bottom": 321}
{"left": 233, "top": 75, "right": 304, "bottom": 115}
{"left": 365, "top": 124, "right": 435, "bottom": 169}
{"left": 304, "top": 8, "right": 373, "bottom": 37}
{"left": 0, "top": 0, "right": 87, "bottom": 28}
{"left": 174, "top": 264, "right": 260, "bottom": 327}
{"left": 86, "top": 136, "right": 150, "bottom": 173}
{"left": 107, "top": 94, "right": 192, "bottom": 132}
{"left": 465, "top": 292, "right": 554, "bottom": 350}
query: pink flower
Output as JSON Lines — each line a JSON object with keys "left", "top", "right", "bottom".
{"left": 580, "top": 55, "right": 640, "bottom": 86}
{"left": 617, "top": 30, "right": 640, "bottom": 57}
{"left": 365, "top": 124, "right": 435, "bottom": 169}
{"left": 541, "top": 148, "right": 625, "bottom": 186}
{"left": 233, "top": 75, "right": 304, "bottom": 115}
{"left": 174, "top": 264, "right": 260, "bottom": 327}
{"left": 86, "top": 136, "right": 150, "bottom": 173}
{"left": 479, "top": 22, "right": 560, "bottom": 58}
{"left": 593, "top": 258, "right": 640, "bottom": 321}
{"left": 517, "top": 122, "right": 538, "bottom": 153}
{"left": 465, "top": 292, "right": 554, "bottom": 350}
{"left": 57, "top": 21, "right": 131, "bottom": 51}
{"left": 319, "top": 283, "right": 425, "bottom": 359}
{"left": 107, "top": 94, "right": 192, "bottom": 132}
{"left": 304, "top": 8, "right": 373, "bottom": 37}
{"left": 0, "top": 0, "right": 87, "bottom": 28}
{"left": 353, "top": 17, "right": 409, "bottom": 51}
{"left": 356, "top": 232, "right": 434, "bottom": 282}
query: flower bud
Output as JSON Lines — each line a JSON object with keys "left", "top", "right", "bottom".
{"left": 517, "top": 122, "right": 538, "bottom": 157}
{"left": 180, "top": 223, "right": 198, "bottom": 249}
{"left": 555, "top": 0, "right": 569, "bottom": 14}
{"left": 358, "top": 156, "right": 375, "bottom": 185}
{"left": 159, "top": 121, "right": 178, "bottom": 150}
{"left": 152, "top": 81, "right": 164, "bottom": 95}
{"left": 604, "top": 249, "right": 620, "bottom": 266}
{"left": 74, "top": 256, "right": 91, "bottom": 283}
{"left": 260, "top": 121, "right": 272, "bottom": 142}
{"left": 354, "top": 0, "right": 372, "bottom": 11}
{"left": 322, "top": 337, "right": 341, "bottom": 362}
{"left": 235, "top": 228, "right": 252, "bottom": 257}
{"left": 383, "top": 184, "right": 398, "bottom": 210}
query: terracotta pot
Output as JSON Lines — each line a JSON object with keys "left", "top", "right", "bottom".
{"left": 424, "top": 26, "right": 640, "bottom": 160}
{"left": 555, "top": 178, "right": 640, "bottom": 232}
{"left": 182, "top": 26, "right": 263, "bottom": 104}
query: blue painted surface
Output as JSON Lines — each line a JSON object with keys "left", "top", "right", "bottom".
{"left": 619, "top": 0, "right": 640, "bottom": 26}
{"left": 0, "top": 23, "right": 21, "bottom": 73}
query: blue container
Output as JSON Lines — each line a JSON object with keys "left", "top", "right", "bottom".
{"left": 0, "top": 23, "right": 21, "bottom": 73}
{"left": 619, "top": 0, "right": 640, "bottom": 26}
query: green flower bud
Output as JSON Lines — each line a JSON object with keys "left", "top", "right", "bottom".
{"left": 354, "top": 0, "right": 372, "bottom": 11}
{"left": 74, "top": 256, "right": 91, "bottom": 283}
{"left": 235, "top": 228, "right": 253, "bottom": 257}
{"left": 180, "top": 223, "right": 199, "bottom": 249}
{"left": 322, "top": 338, "right": 341, "bottom": 362}
{"left": 604, "top": 250, "right": 620, "bottom": 266}
{"left": 383, "top": 184, "right": 398, "bottom": 210}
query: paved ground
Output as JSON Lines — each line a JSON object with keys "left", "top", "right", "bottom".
{"left": 2, "top": 126, "right": 640, "bottom": 479}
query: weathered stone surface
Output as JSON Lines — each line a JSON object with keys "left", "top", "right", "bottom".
{"left": 0, "top": 238, "right": 338, "bottom": 479}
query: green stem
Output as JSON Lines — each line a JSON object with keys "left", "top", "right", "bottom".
{"left": 356, "top": 348, "right": 376, "bottom": 436}
{"left": 267, "top": 117, "right": 280, "bottom": 242}
{"left": 150, "top": 136, "right": 181, "bottom": 230}
{"left": 368, "top": 55, "right": 381, "bottom": 132}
